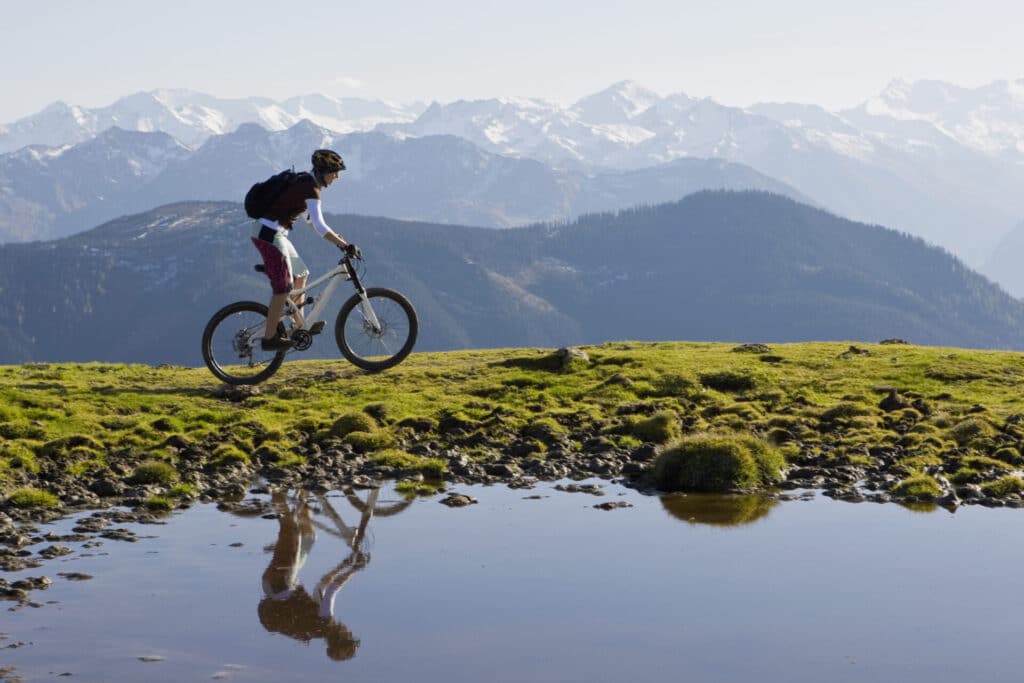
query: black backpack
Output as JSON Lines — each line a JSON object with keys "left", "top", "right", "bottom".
{"left": 244, "top": 169, "right": 306, "bottom": 219}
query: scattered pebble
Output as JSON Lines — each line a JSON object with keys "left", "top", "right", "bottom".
{"left": 440, "top": 493, "right": 477, "bottom": 507}
{"left": 593, "top": 501, "right": 633, "bottom": 511}
{"left": 556, "top": 484, "right": 605, "bottom": 496}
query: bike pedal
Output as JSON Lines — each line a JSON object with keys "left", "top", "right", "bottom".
{"left": 309, "top": 320, "right": 326, "bottom": 335}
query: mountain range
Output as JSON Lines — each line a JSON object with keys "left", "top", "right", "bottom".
{"left": 1, "top": 191, "right": 1021, "bottom": 367}
{"left": 0, "top": 121, "right": 803, "bottom": 243}
{"left": 2, "top": 79, "right": 1023, "bottom": 295}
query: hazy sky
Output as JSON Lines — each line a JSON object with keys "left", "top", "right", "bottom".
{"left": 2, "top": 0, "right": 1022, "bottom": 122}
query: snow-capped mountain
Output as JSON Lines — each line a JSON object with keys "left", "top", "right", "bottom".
{"left": 0, "top": 90, "right": 423, "bottom": 153}
{"left": 4, "top": 78, "right": 1024, "bottom": 291}
{"left": 379, "top": 80, "right": 1024, "bottom": 268}
{"left": 0, "top": 120, "right": 804, "bottom": 243}
{"left": 844, "top": 78, "right": 1024, "bottom": 159}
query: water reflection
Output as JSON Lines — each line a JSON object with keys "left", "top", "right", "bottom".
{"left": 660, "top": 492, "right": 777, "bottom": 527}
{"left": 257, "top": 488, "right": 412, "bottom": 661}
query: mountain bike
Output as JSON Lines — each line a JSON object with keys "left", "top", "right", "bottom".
{"left": 202, "top": 253, "right": 417, "bottom": 385}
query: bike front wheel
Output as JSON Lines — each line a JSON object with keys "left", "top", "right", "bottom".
{"left": 334, "top": 288, "right": 418, "bottom": 372}
{"left": 202, "top": 301, "right": 285, "bottom": 385}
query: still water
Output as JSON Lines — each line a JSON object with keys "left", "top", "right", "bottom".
{"left": 3, "top": 480, "right": 1024, "bottom": 683}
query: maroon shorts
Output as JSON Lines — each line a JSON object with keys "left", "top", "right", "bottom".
{"left": 251, "top": 237, "right": 292, "bottom": 294}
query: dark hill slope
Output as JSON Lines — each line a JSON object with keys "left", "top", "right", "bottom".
{"left": 0, "top": 191, "right": 1021, "bottom": 365}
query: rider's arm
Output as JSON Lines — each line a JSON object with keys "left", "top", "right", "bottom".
{"left": 305, "top": 198, "right": 349, "bottom": 249}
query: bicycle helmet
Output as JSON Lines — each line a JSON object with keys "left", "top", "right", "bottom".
{"left": 312, "top": 149, "right": 346, "bottom": 174}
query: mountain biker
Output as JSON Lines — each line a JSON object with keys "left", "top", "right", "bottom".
{"left": 251, "top": 149, "right": 361, "bottom": 351}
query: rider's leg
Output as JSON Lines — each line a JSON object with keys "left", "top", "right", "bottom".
{"left": 252, "top": 228, "right": 294, "bottom": 343}
{"left": 265, "top": 291, "right": 290, "bottom": 340}
{"left": 289, "top": 274, "right": 308, "bottom": 328}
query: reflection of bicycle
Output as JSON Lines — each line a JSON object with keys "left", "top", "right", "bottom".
{"left": 202, "top": 253, "right": 418, "bottom": 385}
{"left": 257, "top": 486, "right": 413, "bottom": 661}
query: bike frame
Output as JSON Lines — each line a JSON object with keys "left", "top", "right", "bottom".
{"left": 282, "top": 257, "right": 382, "bottom": 333}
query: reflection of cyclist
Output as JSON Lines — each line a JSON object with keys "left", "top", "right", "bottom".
{"left": 257, "top": 489, "right": 382, "bottom": 661}
{"left": 251, "top": 149, "right": 360, "bottom": 352}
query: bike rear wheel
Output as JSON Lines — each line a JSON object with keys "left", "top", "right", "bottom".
{"left": 202, "top": 301, "right": 285, "bottom": 385}
{"left": 334, "top": 288, "right": 418, "bottom": 372}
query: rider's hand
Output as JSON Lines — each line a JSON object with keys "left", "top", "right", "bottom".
{"left": 343, "top": 243, "right": 362, "bottom": 260}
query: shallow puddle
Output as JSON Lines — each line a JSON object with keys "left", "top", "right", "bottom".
{"left": 3, "top": 481, "right": 1024, "bottom": 682}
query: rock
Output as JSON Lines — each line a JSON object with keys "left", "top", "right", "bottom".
{"left": 957, "top": 485, "right": 983, "bottom": 501}
{"left": 89, "top": 478, "right": 124, "bottom": 498}
{"left": 593, "top": 501, "right": 633, "bottom": 510}
{"left": 555, "top": 484, "right": 605, "bottom": 496}
{"left": 556, "top": 346, "right": 590, "bottom": 372}
{"left": 12, "top": 576, "right": 51, "bottom": 591}
{"left": 732, "top": 343, "right": 771, "bottom": 353}
{"left": 57, "top": 572, "right": 94, "bottom": 581}
{"left": 439, "top": 493, "right": 478, "bottom": 507}
{"left": 484, "top": 463, "right": 521, "bottom": 477}
{"left": 100, "top": 528, "right": 139, "bottom": 542}
{"left": 211, "top": 384, "right": 260, "bottom": 402}
{"left": 38, "top": 545, "right": 73, "bottom": 559}
{"left": 629, "top": 444, "right": 658, "bottom": 462}
{"left": 879, "top": 389, "right": 910, "bottom": 412}
{"left": 879, "top": 338, "right": 909, "bottom": 345}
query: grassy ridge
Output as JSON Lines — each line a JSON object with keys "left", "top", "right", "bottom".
{"left": 3, "top": 341, "right": 1024, "bottom": 507}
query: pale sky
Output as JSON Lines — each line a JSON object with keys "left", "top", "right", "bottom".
{"left": 1, "top": 0, "right": 1022, "bottom": 122}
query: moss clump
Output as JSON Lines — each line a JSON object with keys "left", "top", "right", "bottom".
{"left": 651, "top": 435, "right": 785, "bottom": 492}
{"left": 39, "top": 434, "right": 104, "bottom": 458}
{"left": 522, "top": 417, "right": 567, "bottom": 441}
{"left": 129, "top": 460, "right": 179, "bottom": 485}
{"left": 168, "top": 483, "right": 197, "bottom": 499}
{"left": 342, "top": 430, "right": 396, "bottom": 453}
{"left": 949, "top": 468, "right": 981, "bottom": 485}
{"left": 371, "top": 449, "right": 446, "bottom": 478}
{"left": 0, "top": 422, "right": 47, "bottom": 440}
{"left": 395, "top": 480, "right": 446, "bottom": 497}
{"left": 699, "top": 370, "right": 758, "bottom": 393}
{"left": 898, "top": 455, "right": 942, "bottom": 471}
{"left": 947, "top": 417, "right": 996, "bottom": 447}
{"left": 143, "top": 495, "right": 175, "bottom": 511}
{"left": 891, "top": 474, "right": 942, "bottom": 499}
{"left": 961, "top": 456, "right": 1013, "bottom": 473}
{"left": 629, "top": 411, "right": 681, "bottom": 444}
{"left": 328, "top": 412, "right": 377, "bottom": 438}
{"left": 645, "top": 373, "right": 695, "bottom": 398}
{"left": 821, "top": 402, "right": 872, "bottom": 422}
{"left": 981, "top": 476, "right": 1024, "bottom": 498}
{"left": 992, "top": 447, "right": 1022, "bottom": 465}
{"left": 7, "top": 487, "right": 60, "bottom": 509}
{"left": 212, "top": 445, "right": 250, "bottom": 467}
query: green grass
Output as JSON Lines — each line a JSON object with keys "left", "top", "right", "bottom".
{"left": 370, "top": 449, "right": 446, "bottom": 478}
{"left": 143, "top": 495, "right": 175, "bottom": 511}
{"left": 3, "top": 342, "right": 1024, "bottom": 499}
{"left": 6, "top": 487, "right": 60, "bottom": 508}
{"left": 981, "top": 476, "right": 1024, "bottom": 498}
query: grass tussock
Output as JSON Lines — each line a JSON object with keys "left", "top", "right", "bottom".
{"left": 892, "top": 474, "right": 942, "bottom": 500}
{"left": 6, "top": 487, "right": 60, "bottom": 509}
{"left": 129, "top": 460, "right": 179, "bottom": 485}
{"left": 650, "top": 435, "right": 786, "bottom": 492}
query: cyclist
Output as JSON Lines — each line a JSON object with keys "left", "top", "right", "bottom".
{"left": 251, "top": 149, "right": 361, "bottom": 351}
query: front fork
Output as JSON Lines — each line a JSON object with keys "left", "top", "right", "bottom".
{"left": 347, "top": 261, "right": 382, "bottom": 333}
